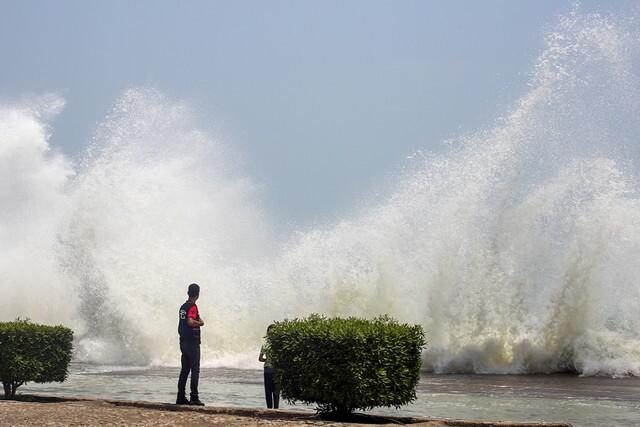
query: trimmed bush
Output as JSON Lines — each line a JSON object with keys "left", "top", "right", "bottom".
{"left": 0, "top": 319, "right": 73, "bottom": 399}
{"left": 267, "top": 314, "right": 425, "bottom": 416}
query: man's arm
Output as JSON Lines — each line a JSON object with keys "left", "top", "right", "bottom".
{"left": 186, "top": 306, "right": 204, "bottom": 327}
{"left": 187, "top": 317, "right": 204, "bottom": 327}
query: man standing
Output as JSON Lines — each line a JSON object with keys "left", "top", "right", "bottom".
{"left": 258, "top": 324, "right": 280, "bottom": 409}
{"left": 177, "top": 283, "right": 205, "bottom": 405}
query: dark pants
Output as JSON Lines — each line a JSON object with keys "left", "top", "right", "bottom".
{"left": 178, "top": 340, "right": 200, "bottom": 399}
{"left": 263, "top": 367, "right": 280, "bottom": 409}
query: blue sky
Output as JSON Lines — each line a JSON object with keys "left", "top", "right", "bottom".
{"left": 0, "top": 0, "right": 633, "bottom": 226}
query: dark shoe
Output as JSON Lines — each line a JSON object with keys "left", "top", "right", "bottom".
{"left": 176, "top": 395, "right": 189, "bottom": 405}
{"left": 189, "top": 398, "right": 205, "bottom": 406}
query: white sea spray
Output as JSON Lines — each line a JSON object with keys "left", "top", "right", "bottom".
{"left": 1, "top": 9, "right": 639, "bottom": 375}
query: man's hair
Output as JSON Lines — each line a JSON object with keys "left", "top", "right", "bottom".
{"left": 188, "top": 283, "right": 200, "bottom": 298}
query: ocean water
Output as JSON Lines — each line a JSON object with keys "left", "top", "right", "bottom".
{"left": 21, "top": 364, "right": 640, "bottom": 427}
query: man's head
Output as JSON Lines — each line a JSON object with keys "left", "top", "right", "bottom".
{"left": 187, "top": 283, "right": 200, "bottom": 300}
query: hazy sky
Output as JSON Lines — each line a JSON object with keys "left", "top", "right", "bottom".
{"left": 0, "top": 0, "right": 634, "bottom": 226}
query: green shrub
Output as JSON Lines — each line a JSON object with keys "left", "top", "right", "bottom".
{"left": 0, "top": 319, "right": 73, "bottom": 399}
{"left": 267, "top": 314, "right": 425, "bottom": 416}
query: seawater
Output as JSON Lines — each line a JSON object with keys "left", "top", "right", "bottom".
{"left": 1, "top": 4, "right": 640, "bottom": 380}
{"left": 21, "top": 364, "right": 640, "bottom": 427}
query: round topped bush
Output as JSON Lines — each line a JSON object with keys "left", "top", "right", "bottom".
{"left": 0, "top": 319, "right": 73, "bottom": 399}
{"left": 267, "top": 314, "right": 425, "bottom": 416}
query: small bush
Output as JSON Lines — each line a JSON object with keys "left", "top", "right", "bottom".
{"left": 267, "top": 314, "right": 425, "bottom": 416}
{"left": 0, "top": 319, "right": 73, "bottom": 399}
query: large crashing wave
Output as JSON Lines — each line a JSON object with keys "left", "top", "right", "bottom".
{"left": 1, "top": 9, "right": 639, "bottom": 375}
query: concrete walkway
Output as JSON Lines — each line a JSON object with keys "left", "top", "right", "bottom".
{"left": 0, "top": 395, "right": 572, "bottom": 427}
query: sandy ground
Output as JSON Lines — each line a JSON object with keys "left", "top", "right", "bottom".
{"left": 0, "top": 397, "right": 572, "bottom": 427}
{"left": 0, "top": 399, "right": 442, "bottom": 427}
